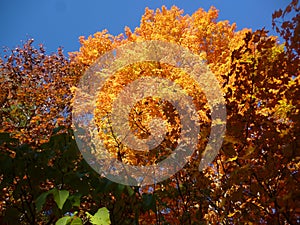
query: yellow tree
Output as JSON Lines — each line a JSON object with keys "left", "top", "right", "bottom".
{"left": 71, "top": 4, "right": 299, "bottom": 224}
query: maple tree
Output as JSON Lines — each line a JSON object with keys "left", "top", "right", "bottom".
{"left": 0, "top": 1, "right": 299, "bottom": 224}
{"left": 71, "top": 3, "right": 299, "bottom": 224}
{"left": 0, "top": 40, "right": 77, "bottom": 146}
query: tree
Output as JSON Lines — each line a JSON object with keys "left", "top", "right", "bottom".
{"left": 0, "top": 2, "right": 299, "bottom": 224}
{"left": 0, "top": 40, "right": 77, "bottom": 146}
{"left": 71, "top": 4, "right": 299, "bottom": 224}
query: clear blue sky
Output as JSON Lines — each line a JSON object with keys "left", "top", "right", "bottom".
{"left": 0, "top": 0, "right": 289, "bottom": 55}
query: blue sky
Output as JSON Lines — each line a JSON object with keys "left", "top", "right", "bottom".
{"left": 0, "top": 0, "right": 289, "bottom": 55}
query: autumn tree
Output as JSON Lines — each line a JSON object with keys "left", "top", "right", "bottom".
{"left": 0, "top": 1, "right": 299, "bottom": 224}
{"left": 0, "top": 40, "right": 81, "bottom": 224}
{"left": 0, "top": 40, "right": 78, "bottom": 146}
{"left": 71, "top": 4, "right": 299, "bottom": 224}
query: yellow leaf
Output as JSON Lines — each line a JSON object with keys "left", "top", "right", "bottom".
{"left": 226, "top": 155, "right": 238, "bottom": 162}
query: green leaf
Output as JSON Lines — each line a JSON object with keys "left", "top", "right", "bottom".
{"left": 142, "top": 194, "right": 156, "bottom": 212}
{"left": 116, "top": 184, "right": 125, "bottom": 196}
{"left": 53, "top": 126, "right": 66, "bottom": 135}
{"left": 36, "top": 192, "right": 49, "bottom": 213}
{"left": 70, "top": 217, "right": 83, "bottom": 225}
{"left": 35, "top": 189, "right": 55, "bottom": 212}
{"left": 68, "top": 194, "right": 82, "bottom": 207}
{"left": 86, "top": 207, "right": 111, "bottom": 225}
{"left": 56, "top": 216, "right": 72, "bottom": 225}
{"left": 53, "top": 189, "right": 70, "bottom": 210}
{"left": 126, "top": 186, "right": 135, "bottom": 197}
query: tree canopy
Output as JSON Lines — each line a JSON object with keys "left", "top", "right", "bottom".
{"left": 0, "top": 1, "right": 299, "bottom": 224}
